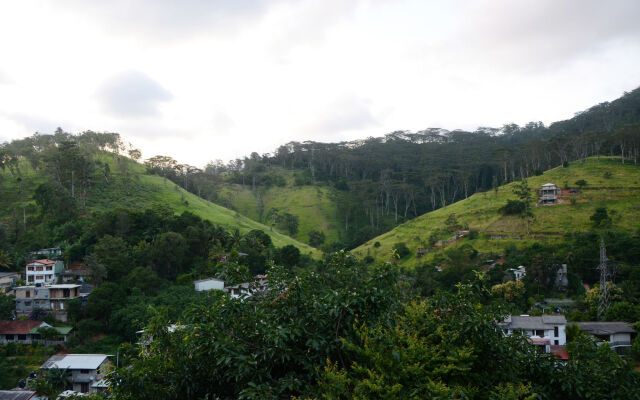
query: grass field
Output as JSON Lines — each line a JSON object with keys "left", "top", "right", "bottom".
{"left": 218, "top": 182, "right": 342, "bottom": 245}
{"left": 0, "top": 155, "right": 319, "bottom": 256}
{"left": 353, "top": 157, "right": 640, "bottom": 266}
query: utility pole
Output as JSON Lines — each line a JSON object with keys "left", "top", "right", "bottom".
{"left": 597, "top": 238, "right": 609, "bottom": 321}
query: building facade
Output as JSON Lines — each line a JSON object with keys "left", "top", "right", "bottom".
{"left": 0, "top": 271, "right": 20, "bottom": 294}
{"left": 501, "top": 315, "right": 567, "bottom": 352}
{"left": 539, "top": 183, "right": 561, "bottom": 205}
{"left": 14, "top": 284, "right": 81, "bottom": 321}
{"left": 25, "top": 260, "right": 64, "bottom": 285}
{"left": 40, "top": 354, "right": 111, "bottom": 394}
{"left": 575, "top": 322, "right": 637, "bottom": 354}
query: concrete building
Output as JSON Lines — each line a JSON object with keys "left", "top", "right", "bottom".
{"left": 509, "top": 266, "right": 526, "bottom": 281}
{"left": 539, "top": 183, "right": 561, "bottom": 205}
{"left": 40, "top": 354, "right": 111, "bottom": 394}
{"left": 501, "top": 315, "right": 567, "bottom": 352}
{"left": 575, "top": 322, "right": 637, "bottom": 355}
{"left": 0, "top": 272, "right": 21, "bottom": 294}
{"left": 25, "top": 260, "right": 64, "bottom": 285}
{"left": 28, "top": 247, "right": 62, "bottom": 260}
{"left": 194, "top": 278, "right": 225, "bottom": 292}
{"left": 14, "top": 284, "right": 81, "bottom": 321}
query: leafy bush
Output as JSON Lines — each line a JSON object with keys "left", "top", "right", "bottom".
{"left": 499, "top": 200, "right": 526, "bottom": 215}
{"left": 392, "top": 242, "right": 410, "bottom": 259}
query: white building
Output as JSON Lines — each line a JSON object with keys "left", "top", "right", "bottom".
{"left": 40, "top": 354, "right": 111, "bottom": 394}
{"left": 539, "top": 183, "right": 561, "bottom": 205}
{"left": 194, "top": 278, "right": 225, "bottom": 292}
{"left": 25, "top": 259, "right": 64, "bottom": 285}
{"left": 509, "top": 266, "right": 526, "bottom": 281}
{"left": 575, "top": 322, "right": 637, "bottom": 354}
{"left": 500, "top": 315, "right": 567, "bottom": 352}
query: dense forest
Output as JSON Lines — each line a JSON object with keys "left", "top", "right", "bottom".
{"left": 142, "top": 88, "right": 640, "bottom": 249}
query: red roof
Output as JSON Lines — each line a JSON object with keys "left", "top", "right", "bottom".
{"left": 28, "top": 259, "right": 56, "bottom": 266}
{"left": 550, "top": 345, "right": 569, "bottom": 360}
{"left": 0, "top": 320, "right": 41, "bottom": 334}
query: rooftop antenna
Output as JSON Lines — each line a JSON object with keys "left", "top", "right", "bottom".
{"left": 597, "top": 238, "right": 609, "bottom": 321}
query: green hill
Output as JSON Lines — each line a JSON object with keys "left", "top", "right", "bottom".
{"left": 0, "top": 154, "right": 319, "bottom": 256}
{"left": 215, "top": 169, "right": 343, "bottom": 245}
{"left": 353, "top": 157, "right": 640, "bottom": 265}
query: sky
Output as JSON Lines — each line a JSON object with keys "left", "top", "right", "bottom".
{"left": 1, "top": 0, "right": 639, "bottom": 167}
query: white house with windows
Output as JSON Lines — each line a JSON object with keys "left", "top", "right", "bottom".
{"left": 40, "top": 354, "right": 111, "bottom": 394}
{"left": 500, "top": 315, "right": 567, "bottom": 353}
{"left": 25, "top": 259, "right": 64, "bottom": 284}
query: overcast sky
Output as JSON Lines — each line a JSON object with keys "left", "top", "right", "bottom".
{"left": 1, "top": 0, "right": 639, "bottom": 167}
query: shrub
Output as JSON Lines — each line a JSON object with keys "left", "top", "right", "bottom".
{"left": 392, "top": 242, "right": 410, "bottom": 259}
{"left": 499, "top": 200, "right": 526, "bottom": 215}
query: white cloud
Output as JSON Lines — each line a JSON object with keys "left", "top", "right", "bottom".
{"left": 0, "top": 0, "right": 639, "bottom": 167}
{"left": 96, "top": 71, "right": 173, "bottom": 118}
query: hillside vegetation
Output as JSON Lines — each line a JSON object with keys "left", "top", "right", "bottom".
{"left": 0, "top": 149, "right": 318, "bottom": 256}
{"left": 353, "top": 157, "right": 640, "bottom": 265}
{"left": 146, "top": 87, "right": 640, "bottom": 250}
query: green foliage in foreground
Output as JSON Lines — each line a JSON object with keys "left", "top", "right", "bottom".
{"left": 107, "top": 255, "right": 640, "bottom": 400}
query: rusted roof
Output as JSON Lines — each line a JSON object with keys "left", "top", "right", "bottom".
{"left": 0, "top": 320, "right": 41, "bottom": 334}
{"left": 27, "top": 259, "right": 56, "bottom": 266}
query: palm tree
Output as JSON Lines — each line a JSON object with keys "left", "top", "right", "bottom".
{"left": 0, "top": 250, "right": 13, "bottom": 270}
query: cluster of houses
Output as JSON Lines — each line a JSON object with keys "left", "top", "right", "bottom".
{"left": 500, "top": 314, "right": 637, "bottom": 357}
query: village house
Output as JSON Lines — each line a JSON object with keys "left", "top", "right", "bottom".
{"left": 14, "top": 284, "right": 81, "bottom": 321}
{"left": 28, "top": 247, "right": 62, "bottom": 260}
{"left": 61, "top": 263, "right": 90, "bottom": 283}
{"left": 25, "top": 259, "right": 64, "bottom": 285}
{"left": 194, "top": 278, "right": 225, "bottom": 292}
{"left": 508, "top": 266, "right": 526, "bottom": 281}
{"left": 538, "top": 183, "right": 561, "bottom": 205}
{"left": 0, "top": 271, "right": 21, "bottom": 294}
{"left": 40, "top": 354, "right": 111, "bottom": 394}
{"left": 225, "top": 274, "right": 269, "bottom": 299}
{"left": 575, "top": 321, "right": 637, "bottom": 355}
{"left": 500, "top": 315, "right": 567, "bottom": 353}
{"left": 0, "top": 320, "right": 72, "bottom": 345}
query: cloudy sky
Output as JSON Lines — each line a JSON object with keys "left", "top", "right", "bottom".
{"left": 1, "top": 0, "right": 639, "bottom": 167}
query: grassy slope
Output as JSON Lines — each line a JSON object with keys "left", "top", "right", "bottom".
{"left": 216, "top": 169, "right": 343, "bottom": 244}
{"left": 353, "top": 157, "right": 640, "bottom": 266}
{"left": 0, "top": 155, "right": 319, "bottom": 256}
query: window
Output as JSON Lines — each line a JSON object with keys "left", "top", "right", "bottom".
{"left": 535, "top": 330, "right": 544, "bottom": 337}
{"left": 554, "top": 326, "right": 559, "bottom": 337}
{"left": 554, "top": 340, "right": 559, "bottom": 345}
{"left": 17, "top": 334, "right": 26, "bottom": 340}
{"left": 80, "top": 382, "right": 89, "bottom": 393}
{"left": 80, "top": 369, "right": 90, "bottom": 374}
{"left": 25, "top": 291, "right": 30, "bottom": 298}
{"left": 36, "top": 266, "right": 43, "bottom": 271}
{"left": 5, "top": 334, "right": 14, "bottom": 340}
{"left": 24, "top": 301, "right": 32, "bottom": 307}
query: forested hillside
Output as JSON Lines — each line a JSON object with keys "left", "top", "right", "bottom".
{"left": 146, "top": 87, "right": 640, "bottom": 250}
{"left": 0, "top": 131, "right": 318, "bottom": 260}
{"left": 354, "top": 157, "right": 640, "bottom": 267}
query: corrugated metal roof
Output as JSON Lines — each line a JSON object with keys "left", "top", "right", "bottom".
{"left": 575, "top": 322, "right": 635, "bottom": 335}
{"left": 0, "top": 390, "right": 36, "bottom": 400}
{"left": 40, "top": 354, "right": 110, "bottom": 370}
{"left": 0, "top": 321, "right": 41, "bottom": 335}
